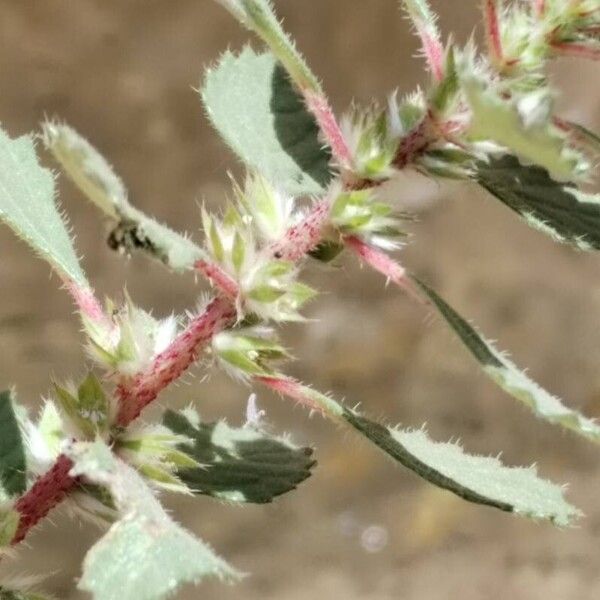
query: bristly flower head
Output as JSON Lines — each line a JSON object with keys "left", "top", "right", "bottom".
{"left": 115, "top": 423, "right": 200, "bottom": 494}
{"left": 202, "top": 173, "right": 317, "bottom": 321}
{"left": 83, "top": 296, "right": 178, "bottom": 377}
{"left": 330, "top": 185, "right": 407, "bottom": 251}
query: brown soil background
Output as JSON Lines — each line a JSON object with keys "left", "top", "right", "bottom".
{"left": 1, "top": 1, "right": 600, "bottom": 598}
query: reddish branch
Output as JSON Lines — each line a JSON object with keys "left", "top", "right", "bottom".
{"left": 256, "top": 376, "right": 326, "bottom": 415}
{"left": 304, "top": 91, "right": 354, "bottom": 170}
{"left": 62, "top": 278, "right": 110, "bottom": 329}
{"left": 484, "top": 0, "right": 504, "bottom": 65}
{"left": 12, "top": 454, "right": 77, "bottom": 544}
{"left": 194, "top": 260, "right": 239, "bottom": 300}
{"left": 116, "top": 296, "right": 237, "bottom": 426}
{"left": 551, "top": 41, "right": 600, "bottom": 60}
{"left": 393, "top": 118, "right": 434, "bottom": 169}
{"left": 267, "top": 198, "right": 332, "bottom": 261}
{"left": 416, "top": 26, "right": 445, "bottom": 82}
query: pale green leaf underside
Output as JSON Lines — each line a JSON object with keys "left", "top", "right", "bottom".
{"left": 476, "top": 154, "right": 600, "bottom": 251}
{"left": 415, "top": 279, "right": 600, "bottom": 443}
{"left": 0, "top": 126, "right": 87, "bottom": 286}
{"left": 42, "top": 121, "right": 127, "bottom": 221}
{"left": 201, "top": 47, "right": 332, "bottom": 196}
{"left": 0, "top": 390, "right": 27, "bottom": 497}
{"left": 463, "top": 77, "right": 579, "bottom": 181}
{"left": 294, "top": 382, "right": 578, "bottom": 525}
{"left": 69, "top": 441, "right": 237, "bottom": 600}
{"left": 42, "top": 122, "right": 204, "bottom": 272}
{"left": 344, "top": 409, "right": 579, "bottom": 526}
{"left": 163, "top": 409, "right": 315, "bottom": 503}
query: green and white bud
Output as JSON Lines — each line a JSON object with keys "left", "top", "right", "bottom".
{"left": 234, "top": 173, "right": 296, "bottom": 242}
{"left": 212, "top": 329, "right": 290, "bottom": 380}
{"left": 331, "top": 188, "right": 406, "bottom": 250}
{"left": 84, "top": 297, "right": 178, "bottom": 377}
{"left": 340, "top": 103, "right": 401, "bottom": 181}
{"left": 241, "top": 259, "right": 317, "bottom": 322}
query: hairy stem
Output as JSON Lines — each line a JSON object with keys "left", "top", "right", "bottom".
{"left": 266, "top": 198, "right": 332, "bottom": 261}
{"left": 551, "top": 40, "right": 600, "bottom": 60}
{"left": 116, "top": 297, "right": 237, "bottom": 426}
{"left": 304, "top": 91, "right": 354, "bottom": 169}
{"left": 62, "top": 278, "right": 109, "bottom": 327}
{"left": 194, "top": 260, "right": 240, "bottom": 300}
{"left": 484, "top": 0, "right": 504, "bottom": 65}
{"left": 256, "top": 375, "right": 343, "bottom": 418}
{"left": 344, "top": 235, "right": 423, "bottom": 304}
{"left": 12, "top": 454, "right": 77, "bottom": 544}
{"left": 402, "top": 0, "right": 445, "bottom": 81}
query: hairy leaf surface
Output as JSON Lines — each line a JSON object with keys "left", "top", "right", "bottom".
{"left": 344, "top": 409, "right": 579, "bottom": 526}
{"left": 163, "top": 409, "right": 315, "bottom": 503}
{"left": 43, "top": 122, "right": 204, "bottom": 272}
{"left": 269, "top": 380, "right": 580, "bottom": 525}
{"left": 476, "top": 154, "right": 600, "bottom": 250}
{"left": 0, "top": 127, "right": 87, "bottom": 286}
{"left": 69, "top": 441, "right": 237, "bottom": 600}
{"left": 463, "top": 76, "right": 581, "bottom": 181}
{"left": 202, "top": 47, "right": 332, "bottom": 196}
{"left": 415, "top": 279, "right": 600, "bottom": 442}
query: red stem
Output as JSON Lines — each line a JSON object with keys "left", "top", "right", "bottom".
{"left": 534, "top": 0, "right": 545, "bottom": 17}
{"left": 12, "top": 454, "right": 77, "bottom": 544}
{"left": 484, "top": 0, "right": 504, "bottom": 64}
{"left": 116, "top": 296, "right": 237, "bottom": 426}
{"left": 304, "top": 91, "right": 354, "bottom": 170}
{"left": 551, "top": 41, "right": 600, "bottom": 60}
{"left": 194, "top": 260, "right": 240, "bottom": 300}
{"left": 267, "top": 198, "right": 332, "bottom": 262}
{"left": 255, "top": 376, "right": 327, "bottom": 415}
{"left": 62, "top": 278, "right": 109, "bottom": 328}
{"left": 417, "top": 26, "right": 445, "bottom": 82}
{"left": 393, "top": 118, "right": 433, "bottom": 169}
{"left": 344, "top": 235, "right": 424, "bottom": 304}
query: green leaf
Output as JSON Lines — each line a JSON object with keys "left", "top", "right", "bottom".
{"left": 234, "top": 0, "right": 321, "bottom": 93}
{"left": 462, "top": 76, "right": 582, "bottom": 181}
{"left": 42, "top": 121, "right": 127, "bottom": 221}
{"left": 0, "top": 126, "right": 87, "bottom": 286}
{"left": 268, "top": 379, "right": 579, "bottom": 525}
{"left": 69, "top": 441, "right": 238, "bottom": 600}
{"left": 163, "top": 409, "right": 315, "bottom": 503}
{"left": 476, "top": 154, "right": 600, "bottom": 250}
{"left": 343, "top": 408, "right": 580, "bottom": 526}
{"left": 0, "top": 390, "right": 26, "bottom": 497}
{"left": 202, "top": 47, "right": 332, "bottom": 196}
{"left": 414, "top": 279, "right": 600, "bottom": 443}
{"left": 43, "top": 122, "right": 205, "bottom": 272}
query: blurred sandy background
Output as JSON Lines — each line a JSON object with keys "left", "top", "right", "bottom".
{"left": 0, "top": 1, "right": 600, "bottom": 598}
